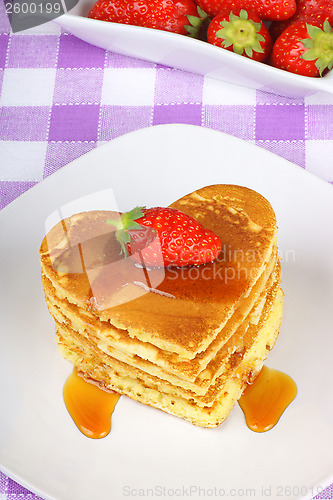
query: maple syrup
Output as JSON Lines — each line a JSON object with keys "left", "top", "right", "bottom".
{"left": 238, "top": 366, "right": 297, "bottom": 432}
{"left": 63, "top": 369, "right": 120, "bottom": 439}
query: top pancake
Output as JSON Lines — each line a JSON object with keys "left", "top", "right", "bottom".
{"left": 40, "top": 184, "right": 277, "bottom": 358}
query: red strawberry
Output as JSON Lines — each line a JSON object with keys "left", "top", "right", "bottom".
{"left": 194, "top": 0, "right": 296, "bottom": 21}
{"left": 88, "top": 0, "right": 207, "bottom": 37}
{"left": 207, "top": 9, "right": 272, "bottom": 61}
{"left": 270, "top": 20, "right": 333, "bottom": 76}
{"left": 106, "top": 206, "right": 222, "bottom": 267}
{"left": 270, "top": 0, "right": 333, "bottom": 40}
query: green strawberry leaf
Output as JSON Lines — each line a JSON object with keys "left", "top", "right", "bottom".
{"left": 301, "top": 38, "right": 315, "bottom": 49}
{"left": 196, "top": 5, "right": 207, "bottom": 18}
{"left": 306, "top": 24, "right": 324, "bottom": 38}
{"left": 187, "top": 15, "right": 202, "bottom": 27}
{"left": 106, "top": 206, "right": 146, "bottom": 256}
{"left": 221, "top": 37, "right": 233, "bottom": 48}
{"left": 252, "top": 40, "right": 264, "bottom": 53}
{"left": 219, "top": 20, "right": 230, "bottom": 29}
{"left": 301, "top": 48, "right": 319, "bottom": 61}
{"left": 245, "top": 46, "right": 253, "bottom": 58}
{"left": 229, "top": 12, "right": 238, "bottom": 23}
{"left": 185, "top": 24, "right": 199, "bottom": 36}
{"left": 233, "top": 44, "right": 243, "bottom": 55}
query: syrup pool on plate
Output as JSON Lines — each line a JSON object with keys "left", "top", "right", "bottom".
{"left": 238, "top": 366, "right": 297, "bottom": 432}
{"left": 63, "top": 366, "right": 297, "bottom": 437}
{"left": 63, "top": 369, "right": 120, "bottom": 439}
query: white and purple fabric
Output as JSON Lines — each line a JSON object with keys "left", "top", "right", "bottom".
{"left": 1, "top": 1, "right": 333, "bottom": 497}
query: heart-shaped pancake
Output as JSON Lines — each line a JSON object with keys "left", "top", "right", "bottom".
{"left": 40, "top": 184, "right": 283, "bottom": 428}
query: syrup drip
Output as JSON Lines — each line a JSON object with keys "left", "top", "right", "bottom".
{"left": 63, "top": 366, "right": 296, "bottom": 438}
{"left": 238, "top": 366, "right": 297, "bottom": 433}
{"left": 63, "top": 369, "right": 120, "bottom": 439}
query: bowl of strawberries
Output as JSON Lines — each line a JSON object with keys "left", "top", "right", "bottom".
{"left": 56, "top": 0, "right": 333, "bottom": 97}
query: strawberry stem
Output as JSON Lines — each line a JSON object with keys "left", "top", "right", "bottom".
{"left": 215, "top": 9, "right": 264, "bottom": 56}
{"left": 106, "top": 207, "right": 145, "bottom": 256}
{"left": 301, "top": 20, "right": 333, "bottom": 76}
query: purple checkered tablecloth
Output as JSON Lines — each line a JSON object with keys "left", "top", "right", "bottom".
{"left": 1, "top": 0, "right": 333, "bottom": 497}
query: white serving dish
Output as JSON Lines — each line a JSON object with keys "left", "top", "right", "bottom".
{"left": 1, "top": 124, "right": 333, "bottom": 500}
{"left": 55, "top": 0, "right": 333, "bottom": 98}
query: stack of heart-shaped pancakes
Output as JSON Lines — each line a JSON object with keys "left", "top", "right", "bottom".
{"left": 39, "top": 185, "right": 284, "bottom": 427}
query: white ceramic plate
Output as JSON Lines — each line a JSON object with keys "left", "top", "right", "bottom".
{"left": 1, "top": 124, "right": 333, "bottom": 500}
{"left": 55, "top": 0, "right": 333, "bottom": 98}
